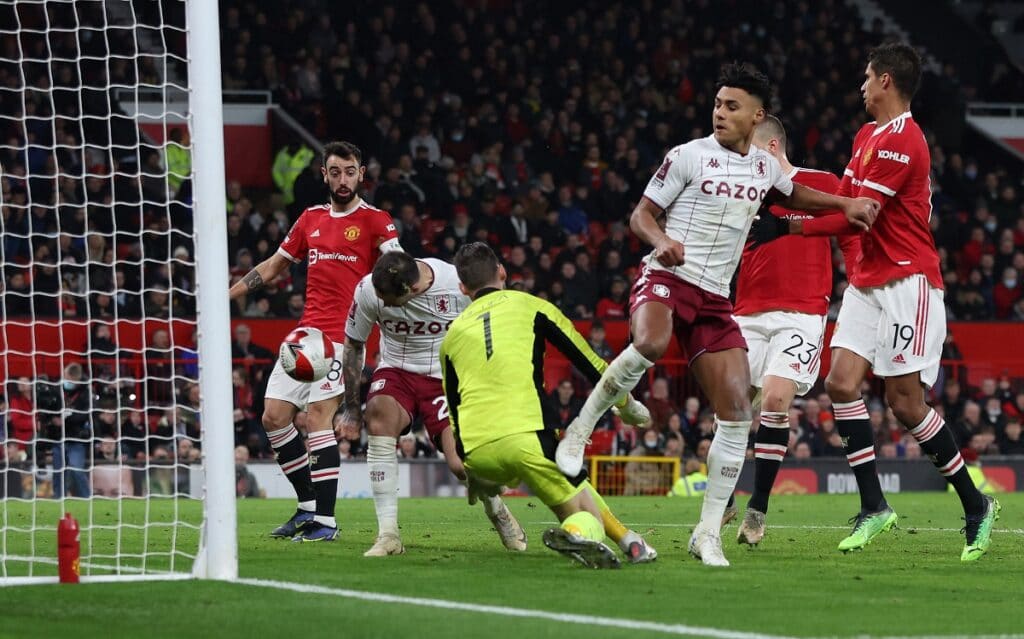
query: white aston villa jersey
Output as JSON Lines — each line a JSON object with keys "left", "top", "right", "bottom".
{"left": 345, "top": 258, "right": 469, "bottom": 378}
{"left": 643, "top": 135, "right": 794, "bottom": 297}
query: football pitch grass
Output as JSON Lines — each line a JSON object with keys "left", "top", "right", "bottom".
{"left": 3, "top": 492, "right": 1022, "bottom": 639}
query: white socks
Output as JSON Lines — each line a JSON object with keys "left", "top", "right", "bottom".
{"left": 699, "top": 419, "right": 749, "bottom": 533}
{"left": 367, "top": 435, "right": 399, "bottom": 537}
{"left": 575, "top": 345, "right": 654, "bottom": 432}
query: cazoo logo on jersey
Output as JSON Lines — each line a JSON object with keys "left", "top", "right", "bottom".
{"left": 308, "top": 249, "right": 358, "bottom": 265}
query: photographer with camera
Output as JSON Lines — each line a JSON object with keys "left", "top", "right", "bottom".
{"left": 43, "top": 363, "right": 93, "bottom": 498}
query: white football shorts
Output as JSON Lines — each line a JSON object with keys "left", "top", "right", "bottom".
{"left": 831, "top": 274, "right": 945, "bottom": 389}
{"left": 264, "top": 340, "right": 345, "bottom": 409}
{"left": 736, "top": 310, "right": 826, "bottom": 396}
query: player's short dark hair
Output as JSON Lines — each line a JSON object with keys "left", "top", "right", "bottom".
{"left": 868, "top": 42, "right": 922, "bottom": 100}
{"left": 754, "top": 114, "right": 787, "bottom": 147}
{"left": 454, "top": 242, "right": 500, "bottom": 293}
{"left": 323, "top": 140, "right": 362, "bottom": 166}
{"left": 372, "top": 251, "right": 418, "bottom": 298}
{"left": 716, "top": 62, "right": 772, "bottom": 106}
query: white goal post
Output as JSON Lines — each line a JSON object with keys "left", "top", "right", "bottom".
{"left": 0, "top": 0, "right": 236, "bottom": 584}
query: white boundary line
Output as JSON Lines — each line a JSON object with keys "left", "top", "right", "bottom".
{"left": 236, "top": 577, "right": 799, "bottom": 639}
{"left": 236, "top": 577, "right": 1024, "bottom": 639}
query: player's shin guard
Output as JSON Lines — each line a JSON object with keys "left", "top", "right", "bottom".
{"left": 367, "top": 435, "right": 400, "bottom": 537}
{"left": 561, "top": 511, "right": 605, "bottom": 542}
{"left": 266, "top": 423, "right": 315, "bottom": 510}
{"left": 699, "top": 419, "right": 748, "bottom": 534}
{"left": 583, "top": 480, "right": 627, "bottom": 543}
{"left": 909, "top": 409, "right": 985, "bottom": 515}
{"left": 308, "top": 430, "right": 340, "bottom": 528}
{"left": 575, "top": 345, "right": 654, "bottom": 433}
{"left": 834, "top": 399, "right": 886, "bottom": 512}
{"left": 748, "top": 412, "right": 789, "bottom": 514}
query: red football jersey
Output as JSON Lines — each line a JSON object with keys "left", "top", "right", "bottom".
{"left": 838, "top": 113, "right": 942, "bottom": 289}
{"left": 734, "top": 168, "right": 841, "bottom": 316}
{"left": 277, "top": 201, "right": 398, "bottom": 343}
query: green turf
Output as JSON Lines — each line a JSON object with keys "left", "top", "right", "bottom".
{"left": 2, "top": 493, "right": 1022, "bottom": 639}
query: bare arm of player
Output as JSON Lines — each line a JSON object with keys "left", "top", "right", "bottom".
{"left": 336, "top": 336, "right": 365, "bottom": 437}
{"left": 228, "top": 253, "right": 291, "bottom": 300}
{"left": 629, "top": 196, "right": 684, "bottom": 267}
{"left": 781, "top": 183, "right": 879, "bottom": 231}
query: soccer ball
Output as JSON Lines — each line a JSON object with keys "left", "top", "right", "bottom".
{"left": 279, "top": 327, "right": 335, "bottom": 382}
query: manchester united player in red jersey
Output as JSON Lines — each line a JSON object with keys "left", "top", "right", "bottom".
{"left": 230, "top": 141, "right": 401, "bottom": 542}
{"left": 823, "top": 44, "right": 998, "bottom": 560}
{"left": 732, "top": 115, "right": 863, "bottom": 546}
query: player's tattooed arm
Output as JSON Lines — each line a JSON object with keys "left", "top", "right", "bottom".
{"left": 341, "top": 338, "right": 366, "bottom": 412}
{"left": 336, "top": 338, "right": 366, "bottom": 438}
{"left": 228, "top": 253, "right": 290, "bottom": 300}
{"left": 241, "top": 270, "right": 264, "bottom": 291}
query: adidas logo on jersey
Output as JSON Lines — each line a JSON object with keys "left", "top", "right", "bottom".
{"left": 789, "top": 363, "right": 801, "bottom": 373}
{"left": 311, "top": 229, "right": 321, "bottom": 237}
{"left": 892, "top": 353, "right": 906, "bottom": 364}
{"left": 707, "top": 158, "right": 720, "bottom": 168}
{"left": 320, "top": 381, "right": 332, "bottom": 391}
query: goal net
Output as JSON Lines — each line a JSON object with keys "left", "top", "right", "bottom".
{"left": 1, "top": 0, "right": 236, "bottom": 584}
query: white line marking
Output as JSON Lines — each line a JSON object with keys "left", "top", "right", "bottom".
{"left": 236, "top": 577, "right": 798, "bottom": 639}
{"left": 236, "top": 578, "right": 1024, "bottom": 639}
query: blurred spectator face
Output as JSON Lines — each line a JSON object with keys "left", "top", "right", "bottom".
{"left": 642, "top": 428, "right": 661, "bottom": 451}
{"left": 1005, "top": 421, "right": 1022, "bottom": 442}
{"left": 236, "top": 250, "right": 254, "bottom": 271}
{"left": 664, "top": 435, "right": 683, "bottom": 458}
{"left": 234, "top": 445, "right": 249, "bottom": 465}
{"left": 400, "top": 204, "right": 418, "bottom": 225}
{"left": 399, "top": 436, "right": 416, "bottom": 458}
{"left": 879, "top": 442, "right": 898, "bottom": 458}
{"left": 963, "top": 401, "right": 980, "bottom": 424}
{"left": 794, "top": 442, "right": 812, "bottom": 459}
{"left": 152, "top": 329, "right": 170, "bottom": 349}
{"left": 667, "top": 413, "right": 682, "bottom": 433}
{"left": 1002, "top": 268, "right": 1017, "bottom": 288}
{"left": 981, "top": 378, "right": 996, "bottom": 397}
{"left": 696, "top": 438, "right": 711, "bottom": 461}
{"left": 560, "top": 262, "right": 576, "bottom": 279}
{"left": 804, "top": 399, "right": 820, "bottom": 423}
{"left": 288, "top": 293, "right": 304, "bottom": 314}
{"left": 944, "top": 379, "right": 960, "bottom": 399}
{"left": 985, "top": 397, "right": 1001, "bottom": 418}
{"left": 557, "top": 380, "right": 574, "bottom": 402}
{"left": 903, "top": 439, "right": 922, "bottom": 459}
{"left": 234, "top": 324, "right": 251, "bottom": 345}
{"left": 652, "top": 378, "right": 669, "bottom": 400}
{"left": 99, "top": 437, "right": 117, "bottom": 458}
{"left": 685, "top": 397, "right": 700, "bottom": 415}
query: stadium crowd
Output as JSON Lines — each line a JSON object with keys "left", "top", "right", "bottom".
{"left": 3, "top": 1, "right": 1024, "bottom": 496}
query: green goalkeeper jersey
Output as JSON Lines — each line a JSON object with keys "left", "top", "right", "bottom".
{"left": 440, "top": 288, "right": 608, "bottom": 456}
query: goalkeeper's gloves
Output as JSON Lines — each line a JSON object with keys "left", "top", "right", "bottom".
{"left": 612, "top": 394, "right": 650, "bottom": 427}
{"left": 747, "top": 212, "right": 791, "bottom": 249}
{"left": 465, "top": 472, "right": 503, "bottom": 506}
